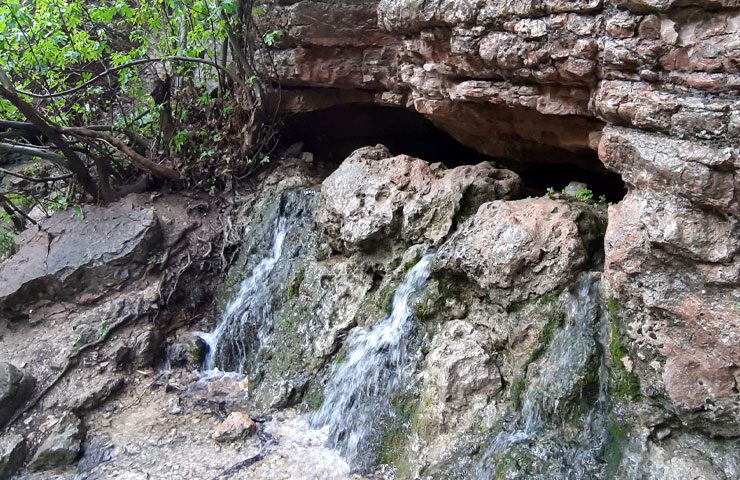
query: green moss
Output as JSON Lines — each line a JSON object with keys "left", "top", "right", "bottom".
{"left": 302, "top": 387, "right": 324, "bottom": 411}
{"left": 287, "top": 266, "right": 306, "bottom": 300}
{"left": 378, "top": 393, "right": 421, "bottom": 478}
{"left": 602, "top": 423, "right": 630, "bottom": 479}
{"left": 281, "top": 314, "right": 294, "bottom": 329}
{"left": 608, "top": 300, "right": 641, "bottom": 400}
{"left": 389, "top": 257, "right": 403, "bottom": 270}
{"left": 188, "top": 341, "right": 206, "bottom": 364}
{"left": 510, "top": 376, "right": 527, "bottom": 410}
{"left": 381, "top": 285, "right": 396, "bottom": 315}
{"left": 530, "top": 312, "right": 563, "bottom": 363}
{"left": 403, "top": 259, "right": 418, "bottom": 272}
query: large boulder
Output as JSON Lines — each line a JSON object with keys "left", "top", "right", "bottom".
{"left": 29, "top": 412, "right": 86, "bottom": 471}
{"left": 433, "top": 197, "right": 604, "bottom": 306}
{"left": 0, "top": 200, "right": 161, "bottom": 311}
{"left": 0, "top": 362, "right": 35, "bottom": 428}
{"left": 318, "top": 145, "right": 522, "bottom": 252}
{"left": 421, "top": 320, "right": 502, "bottom": 424}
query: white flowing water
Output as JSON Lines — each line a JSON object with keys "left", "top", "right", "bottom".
{"left": 475, "top": 274, "right": 609, "bottom": 478}
{"left": 311, "top": 255, "right": 433, "bottom": 471}
{"left": 197, "top": 217, "right": 289, "bottom": 374}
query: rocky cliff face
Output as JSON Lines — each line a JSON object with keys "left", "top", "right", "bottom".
{"left": 255, "top": 0, "right": 739, "bottom": 445}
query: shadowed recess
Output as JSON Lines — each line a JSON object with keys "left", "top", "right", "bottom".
{"left": 279, "top": 103, "right": 626, "bottom": 202}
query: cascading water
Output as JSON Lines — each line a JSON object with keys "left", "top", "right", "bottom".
{"left": 196, "top": 189, "right": 317, "bottom": 374}
{"left": 198, "top": 217, "right": 288, "bottom": 373}
{"left": 475, "top": 273, "right": 611, "bottom": 479}
{"left": 310, "top": 254, "right": 433, "bottom": 471}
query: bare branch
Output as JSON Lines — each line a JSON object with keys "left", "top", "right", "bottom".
{"left": 0, "top": 142, "right": 69, "bottom": 164}
{"left": 0, "top": 167, "right": 73, "bottom": 183}
{"left": 62, "top": 127, "right": 181, "bottom": 181}
{"left": 15, "top": 57, "right": 241, "bottom": 99}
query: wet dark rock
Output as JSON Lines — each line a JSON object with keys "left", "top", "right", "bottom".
{"left": 77, "top": 435, "right": 116, "bottom": 473}
{"left": 0, "top": 362, "right": 36, "bottom": 428}
{"left": 0, "top": 433, "right": 27, "bottom": 478}
{"left": 0, "top": 201, "right": 161, "bottom": 311}
{"left": 167, "top": 334, "right": 207, "bottom": 369}
{"left": 29, "top": 412, "right": 86, "bottom": 471}
{"left": 132, "top": 328, "right": 164, "bottom": 368}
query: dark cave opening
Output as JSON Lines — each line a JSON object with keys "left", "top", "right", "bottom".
{"left": 279, "top": 103, "right": 626, "bottom": 203}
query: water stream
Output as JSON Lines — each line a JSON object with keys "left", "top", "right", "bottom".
{"left": 310, "top": 254, "right": 433, "bottom": 471}
{"left": 196, "top": 190, "right": 316, "bottom": 375}
{"left": 197, "top": 217, "right": 288, "bottom": 373}
{"left": 475, "top": 274, "right": 610, "bottom": 478}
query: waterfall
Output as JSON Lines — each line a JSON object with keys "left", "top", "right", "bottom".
{"left": 475, "top": 274, "right": 610, "bottom": 478}
{"left": 310, "top": 254, "right": 433, "bottom": 471}
{"left": 198, "top": 217, "right": 288, "bottom": 373}
{"left": 196, "top": 189, "right": 317, "bottom": 375}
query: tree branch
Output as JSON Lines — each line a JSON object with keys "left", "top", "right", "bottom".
{"left": 62, "top": 127, "right": 181, "bottom": 181}
{"left": 0, "top": 142, "right": 69, "bottom": 165}
{"left": 15, "top": 57, "right": 241, "bottom": 99}
{"left": 0, "top": 70, "right": 101, "bottom": 199}
{"left": 0, "top": 167, "right": 73, "bottom": 183}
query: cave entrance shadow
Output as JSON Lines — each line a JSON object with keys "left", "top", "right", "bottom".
{"left": 279, "top": 103, "right": 626, "bottom": 203}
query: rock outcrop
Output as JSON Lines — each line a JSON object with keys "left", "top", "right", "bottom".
{"left": 0, "top": 201, "right": 161, "bottom": 311}
{"left": 29, "top": 412, "right": 86, "bottom": 471}
{"left": 254, "top": 0, "right": 740, "bottom": 441}
{"left": 0, "top": 433, "right": 26, "bottom": 478}
{"left": 602, "top": 126, "right": 739, "bottom": 436}
{"left": 318, "top": 144, "right": 522, "bottom": 252}
{"left": 433, "top": 197, "right": 604, "bottom": 306}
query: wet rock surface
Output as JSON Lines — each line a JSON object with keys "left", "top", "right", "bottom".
{"left": 0, "top": 201, "right": 161, "bottom": 311}
{"left": 251, "top": 1, "right": 740, "bottom": 475}
{"left": 29, "top": 412, "right": 86, "bottom": 471}
{"left": 0, "top": 362, "right": 35, "bottom": 427}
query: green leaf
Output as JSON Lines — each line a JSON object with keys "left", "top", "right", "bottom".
{"left": 73, "top": 205, "right": 84, "bottom": 220}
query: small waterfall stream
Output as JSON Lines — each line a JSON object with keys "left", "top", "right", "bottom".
{"left": 475, "top": 274, "right": 610, "bottom": 478}
{"left": 198, "top": 217, "right": 288, "bottom": 373}
{"left": 311, "top": 254, "right": 433, "bottom": 471}
{"left": 196, "top": 190, "right": 317, "bottom": 375}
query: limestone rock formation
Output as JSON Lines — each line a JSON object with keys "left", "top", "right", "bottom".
{"left": 433, "top": 197, "right": 604, "bottom": 305}
{"left": 318, "top": 144, "right": 522, "bottom": 252}
{"left": 253, "top": 0, "right": 740, "bottom": 445}
{"left": 0, "top": 201, "right": 161, "bottom": 311}
{"left": 0, "top": 362, "right": 35, "bottom": 428}
{"left": 602, "top": 126, "right": 740, "bottom": 436}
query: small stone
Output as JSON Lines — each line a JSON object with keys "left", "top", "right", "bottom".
{"left": 29, "top": 412, "right": 86, "bottom": 471}
{"left": 167, "top": 334, "right": 207, "bottom": 370}
{"left": 563, "top": 181, "right": 588, "bottom": 198}
{"left": 0, "top": 433, "right": 27, "bottom": 478}
{"left": 655, "top": 427, "right": 672, "bottom": 440}
{"left": 210, "top": 412, "right": 257, "bottom": 443}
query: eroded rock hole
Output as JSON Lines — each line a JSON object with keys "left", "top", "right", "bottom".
{"left": 280, "top": 104, "right": 626, "bottom": 203}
